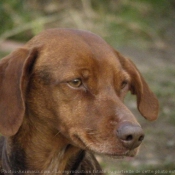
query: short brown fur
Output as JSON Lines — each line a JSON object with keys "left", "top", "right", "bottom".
{"left": 0, "top": 29, "right": 159, "bottom": 175}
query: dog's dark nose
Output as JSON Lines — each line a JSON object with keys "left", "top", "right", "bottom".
{"left": 117, "top": 122, "right": 144, "bottom": 149}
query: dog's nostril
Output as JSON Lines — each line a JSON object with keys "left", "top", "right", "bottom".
{"left": 126, "top": 135, "right": 133, "bottom": 141}
{"left": 138, "top": 135, "right": 144, "bottom": 142}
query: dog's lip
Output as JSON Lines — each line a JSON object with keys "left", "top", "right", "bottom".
{"left": 72, "top": 134, "right": 138, "bottom": 158}
{"left": 104, "top": 150, "right": 137, "bottom": 158}
{"left": 98, "top": 147, "right": 138, "bottom": 158}
{"left": 96, "top": 148, "right": 137, "bottom": 158}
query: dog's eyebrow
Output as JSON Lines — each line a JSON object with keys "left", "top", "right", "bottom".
{"left": 80, "top": 69, "right": 90, "bottom": 79}
{"left": 37, "top": 67, "right": 91, "bottom": 85}
{"left": 121, "top": 70, "right": 131, "bottom": 81}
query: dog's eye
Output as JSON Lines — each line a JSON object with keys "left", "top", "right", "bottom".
{"left": 68, "top": 78, "right": 82, "bottom": 88}
{"left": 121, "top": 80, "right": 128, "bottom": 89}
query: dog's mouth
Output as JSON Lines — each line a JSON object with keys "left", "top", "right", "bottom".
{"left": 103, "top": 148, "right": 138, "bottom": 158}
{"left": 95, "top": 147, "right": 138, "bottom": 159}
{"left": 72, "top": 134, "right": 138, "bottom": 158}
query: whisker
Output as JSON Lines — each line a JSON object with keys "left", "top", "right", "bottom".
{"left": 54, "top": 131, "right": 61, "bottom": 137}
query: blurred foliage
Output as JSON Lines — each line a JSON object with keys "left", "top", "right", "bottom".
{"left": 0, "top": 0, "right": 175, "bottom": 173}
{"left": 0, "top": 0, "right": 174, "bottom": 48}
{"left": 0, "top": 0, "right": 33, "bottom": 41}
{"left": 92, "top": 0, "right": 175, "bottom": 48}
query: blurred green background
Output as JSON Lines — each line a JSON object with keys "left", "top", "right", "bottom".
{"left": 0, "top": 0, "right": 175, "bottom": 174}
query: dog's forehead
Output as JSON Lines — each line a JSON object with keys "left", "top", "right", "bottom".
{"left": 30, "top": 29, "right": 123, "bottom": 77}
{"left": 29, "top": 29, "right": 122, "bottom": 83}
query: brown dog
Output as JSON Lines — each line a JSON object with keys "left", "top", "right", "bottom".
{"left": 0, "top": 29, "right": 159, "bottom": 175}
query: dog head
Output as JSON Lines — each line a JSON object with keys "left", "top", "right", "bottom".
{"left": 0, "top": 29, "right": 159, "bottom": 157}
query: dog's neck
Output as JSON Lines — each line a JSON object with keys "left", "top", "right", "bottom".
{"left": 2, "top": 116, "right": 84, "bottom": 175}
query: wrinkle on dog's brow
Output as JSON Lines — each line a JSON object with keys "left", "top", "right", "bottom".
{"left": 35, "top": 68, "right": 53, "bottom": 85}
{"left": 80, "top": 69, "right": 90, "bottom": 79}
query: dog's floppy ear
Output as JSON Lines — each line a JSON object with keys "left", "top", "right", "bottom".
{"left": 116, "top": 51, "right": 159, "bottom": 121}
{"left": 0, "top": 47, "right": 38, "bottom": 136}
